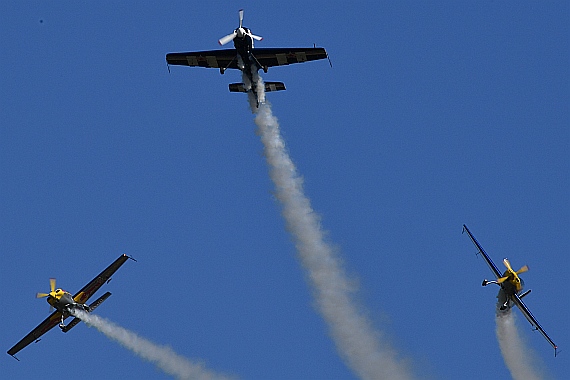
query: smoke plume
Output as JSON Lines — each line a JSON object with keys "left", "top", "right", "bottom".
{"left": 249, "top": 71, "right": 413, "bottom": 380}
{"left": 495, "top": 308, "right": 544, "bottom": 380}
{"left": 72, "top": 310, "right": 232, "bottom": 380}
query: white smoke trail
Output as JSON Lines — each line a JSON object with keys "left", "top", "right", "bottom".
{"left": 72, "top": 310, "right": 232, "bottom": 380}
{"left": 495, "top": 308, "right": 543, "bottom": 380}
{"left": 249, "top": 71, "right": 413, "bottom": 380}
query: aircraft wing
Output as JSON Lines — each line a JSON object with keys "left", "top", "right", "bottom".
{"left": 463, "top": 224, "right": 502, "bottom": 279}
{"left": 73, "top": 254, "right": 133, "bottom": 304}
{"left": 7, "top": 311, "right": 64, "bottom": 358}
{"left": 252, "top": 47, "right": 329, "bottom": 68}
{"left": 165, "top": 47, "right": 329, "bottom": 70}
{"left": 512, "top": 293, "right": 558, "bottom": 356}
{"left": 166, "top": 49, "right": 240, "bottom": 70}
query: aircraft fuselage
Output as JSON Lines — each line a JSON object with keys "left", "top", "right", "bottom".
{"left": 47, "top": 291, "right": 87, "bottom": 317}
{"left": 496, "top": 272, "right": 524, "bottom": 311}
{"left": 233, "top": 34, "right": 264, "bottom": 103}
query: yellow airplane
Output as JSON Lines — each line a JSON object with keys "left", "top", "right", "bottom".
{"left": 463, "top": 225, "right": 558, "bottom": 356}
{"left": 7, "top": 254, "right": 135, "bottom": 360}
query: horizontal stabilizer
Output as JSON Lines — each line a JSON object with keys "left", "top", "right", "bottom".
{"left": 264, "top": 82, "right": 286, "bottom": 92}
{"left": 229, "top": 83, "right": 248, "bottom": 93}
{"left": 519, "top": 289, "right": 531, "bottom": 299}
{"left": 62, "top": 292, "right": 112, "bottom": 333}
{"left": 88, "top": 291, "right": 112, "bottom": 312}
{"left": 229, "top": 82, "right": 286, "bottom": 93}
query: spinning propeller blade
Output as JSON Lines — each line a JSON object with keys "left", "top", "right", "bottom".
{"left": 503, "top": 258, "right": 513, "bottom": 272}
{"left": 496, "top": 259, "right": 528, "bottom": 283}
{"left": 218, "top": 9, "right": 262, "bottom": 45}
{"left": 37, "top": 278, "right": 57, "bottom": 298}
{"left": 218, "top": 32, "right": 237, "bottom": 46}
{"left": 37, "top": 278, "right": 58, "bottom": 313}
{"left": 497, "top": 276, "right": 509, "bottom": 284}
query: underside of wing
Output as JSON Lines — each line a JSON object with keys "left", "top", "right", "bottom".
{"left": 463, "top": 224, "right": 502, "bottom": 279}
{"left": 166, "top": 49, "right": 239, "bottom": 70}
{"left": 253, "top": 47, "right": 329, "bottom": 68}
{"left": 512, "top": 293, "right": 558, "bottom": 355}
{"left": 7, "top": 311, "right": 62, "bottom": 358}
{"left": 73, "top": 254, "right": 132, "bottom": 304}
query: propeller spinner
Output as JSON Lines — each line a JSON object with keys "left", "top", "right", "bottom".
{"left": 497, "top": 259, "right": 529, "bottom": 284}
{"left": 218, "top": 9, "right": 263, "bottom": 46}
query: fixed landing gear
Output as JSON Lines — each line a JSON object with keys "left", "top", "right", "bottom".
{"left": 482, "top": 279, "right": 499, "bottom": 287}
{"left": 59, "top": 314, "right": 66, "bottom": 329}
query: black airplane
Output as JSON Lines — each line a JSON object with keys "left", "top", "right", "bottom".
{"left": 166, "top": 9, "right": 330, "bottom": 106}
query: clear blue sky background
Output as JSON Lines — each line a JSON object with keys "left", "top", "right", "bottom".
{"left": 1, "top": 1, "right": 568, "bottom": 379}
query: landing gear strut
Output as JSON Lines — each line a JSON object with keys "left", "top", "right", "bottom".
{"left": 482, "top": 279, "right": 499, "bottom": 287}
{"left": 59, "top": 314, "right": 66, "bottom": 329}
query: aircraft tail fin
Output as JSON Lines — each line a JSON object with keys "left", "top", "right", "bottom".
{"left": 229, "top": 82, "right": 286, "bottom": 93}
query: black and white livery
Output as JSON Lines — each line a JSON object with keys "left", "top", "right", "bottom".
{"left": 166, "top": 9, "right": 330, "bottom": 106}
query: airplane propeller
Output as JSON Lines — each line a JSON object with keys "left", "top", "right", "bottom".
{"left": 218, "top": 9, "right": 263, "bottom": 46}
{"left": 36, "top": 278, "right": 57, "bottom": 299}
{"left": 218, "top": 31, "right": 237, "bottom": 46}
{"left": 497, "top": 259, "right": 529, "bottom": 283}
{"left": 36, "top": 278, "right": 58, "bottom": 312}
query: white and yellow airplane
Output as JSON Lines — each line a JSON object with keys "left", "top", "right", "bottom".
{"left": 463, "top": 224, "right": 558, "bottom": 356}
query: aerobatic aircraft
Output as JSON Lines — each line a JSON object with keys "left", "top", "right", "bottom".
{"left": 165, "top": 9, "right": 330, "bottom": 106}
{"left": 463, "top": 224, "right": 558, "bottom": 356}
{"left": 7, "top": 254, "right": 135, "bottom": 360}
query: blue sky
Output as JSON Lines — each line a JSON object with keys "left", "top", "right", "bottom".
{"left": 1, "top": 1, "right": 568, "bottom": 379}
